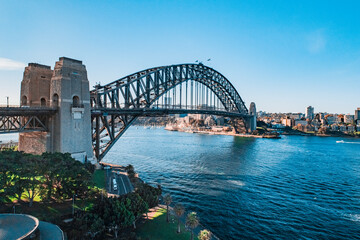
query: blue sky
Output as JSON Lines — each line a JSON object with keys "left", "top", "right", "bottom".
{"left": 0, "top": 0, "right": 359, "bottom": 113}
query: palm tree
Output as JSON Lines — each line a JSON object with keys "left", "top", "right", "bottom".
{"left": 198, "top": 229, "right": 212, "bottom": 240}
{"left": 186, "top": 212, "right": 199, "bottom": 240}
{"left": 173, "top": 203, "right": 185, "bottom": 233}
{"left": 163, "top": 193, "right": 172, "bottom": 223}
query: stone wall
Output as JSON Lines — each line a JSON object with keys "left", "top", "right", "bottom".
{"left": 18, "top": 132, "right": 50, "bottom": 155}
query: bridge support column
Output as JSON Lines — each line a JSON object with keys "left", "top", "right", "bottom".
{"left": 50, "top": 57, "right": 94, "bottom": 163}
{"left": 18, "top": 58, "right": 95, "bottom": 163}
{"left": 18, "top": 63, "right": 53, "bottom": 155}
{"left": 245, "top": 102, "right": 257, "bottom": 133}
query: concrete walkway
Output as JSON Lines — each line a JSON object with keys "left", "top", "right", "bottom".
{"left": 39, "top": 221, "right": 64, "bottom": 240}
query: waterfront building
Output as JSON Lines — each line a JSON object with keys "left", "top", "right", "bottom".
{"left": 281, "top": 117, "right": 294, "bottom": 127}
{"left": 306, "top": 106, "right": 314, "bottom": 120}
{"left": 295, "top": 120, "right": 308, "bottom": 126}
{"left": 344, "top": 114, "right": 355, "bottom": 124}
{"left": 347, "top": 125, "right": 355, "bottom": 132}
{"left": 355, "top": 108, "right": 360, "bottom": 123}
{"left": 339, "top": 125, "right": 347, "bottom": 132}
{"left": 326, "top": 115, "right": 337, "bottom": 125}
{"left": 337, "top": 114, "right": 345, "bottom": 123}
{"left": 331, "top": 124, "right": 339, "bottom": 131}
{"left": 215, "top": 116, "right": 225, "bottom": 126}
{"left": 289, "top": 113, "right": 303, "bottom": 120}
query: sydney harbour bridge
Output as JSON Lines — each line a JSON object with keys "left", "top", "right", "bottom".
{"left": 0, "top": 57, "right": 256, "bottom": 162}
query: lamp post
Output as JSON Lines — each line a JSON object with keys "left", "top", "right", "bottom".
{"left": 72, "top": 194, "right": 77, "bottom": 216}
{"left": 6, "top": 96, "right": 9, "bottom": 108}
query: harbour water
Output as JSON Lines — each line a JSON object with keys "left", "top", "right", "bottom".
{"left": 103, "top": 127, "right": 360, "bottom": 239}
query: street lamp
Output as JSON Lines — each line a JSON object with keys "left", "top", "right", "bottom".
{"left": 6, "top": 96, "right": 9, "bottom": 108}
{"left": 72, "top": 194, "right": 77, "bottom": 216}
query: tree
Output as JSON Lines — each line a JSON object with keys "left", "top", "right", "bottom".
{"left": 198, "top": 229, "right": 212, "bottom": 240}
{"left": 186, "top": 212, "right": 199, "bottom": 240}
{"left": 173, "top": 203, "right": 185, "bottom": 233}
{"left": 135, "top": 183, "right": 162, "bottom": 208}
{"left": 41, "top": 152, "right": 91, "bottom": 201}
{"left": 85, "top": 213, "right": 104, "bottom": 239}
{"left": 164, "top": 193, "right": 172, "bottom": 223}
{"left": 23, "top": 177, "right": 45, "bottom": 207}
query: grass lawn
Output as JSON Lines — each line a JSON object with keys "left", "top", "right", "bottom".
{"left": 92, "top": 169, "right": 106, "bottom": 189}
{"left": 0, "top": 198, "right": 96, "bottom": 222}
{"left": 136, "top": 208, "right": 198, "bottom": 240}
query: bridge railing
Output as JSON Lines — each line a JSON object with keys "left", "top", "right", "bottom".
{"left": 95, "top": 103, "right": 235, "bottom": 113}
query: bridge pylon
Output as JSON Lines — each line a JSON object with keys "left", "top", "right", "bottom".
{"left": 19, "top": 57, "right": 94, "bottom": 163}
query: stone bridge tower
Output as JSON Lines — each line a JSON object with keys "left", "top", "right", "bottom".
{"left": 19, "top": 57, "right": 94, "bottom": 163}
{"left": 19, "top": 63, "right": 53, "bottom": 154}
{"left": 249, "top": 102, "right": 257, "bottom": 132}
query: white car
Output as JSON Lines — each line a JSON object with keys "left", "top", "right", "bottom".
{"left": 113, "top": 178, "right": 118, "bottom": 191}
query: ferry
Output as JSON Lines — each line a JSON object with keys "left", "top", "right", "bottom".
{"left": 336, "top": 140, "right": 344, "bottom": 143}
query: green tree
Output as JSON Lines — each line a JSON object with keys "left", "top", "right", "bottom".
{"left": 186, "top": 212, "right": 199, "bottom": 240}
{"left": 23, "top": 177, "right": 45, "bottom": 207}
{"left": 163, "top": 193, "right": 172, "bottom": 223}
{"left": 135, "top": 183, "right": 162, "bottom": 208}
{"left": 174, "top": 203, "right": 185, "bottom": 233}
{"left": 198, "top": 229, "right": 212, "bottom": 240}
{"left": 41, "top": 152, "right": 91, "bottom": 201}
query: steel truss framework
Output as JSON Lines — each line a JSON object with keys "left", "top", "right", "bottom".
{"left": 0, "top": 107, "right": 56, "bottom": 133}
{"left": 91, "top": 64, "right": 252, "bottom": 160}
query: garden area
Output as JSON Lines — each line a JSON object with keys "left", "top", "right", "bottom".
{"left": 0, "top": 150, "right": 212, "bottom": 239}
{"left": 136, "top": 207, "right": 198, "bottom": 240}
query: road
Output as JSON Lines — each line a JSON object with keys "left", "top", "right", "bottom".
{"left": 105, "top": 167, "right": 134, "bottom": 195}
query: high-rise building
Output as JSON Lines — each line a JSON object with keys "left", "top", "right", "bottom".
{"left": 306, "top": 106, "right": 314, "bottom": 120}
{"left": 355, "top": 108, "right": 360, "bottom": 123}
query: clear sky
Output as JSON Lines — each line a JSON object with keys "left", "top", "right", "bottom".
{"left": 0, "top": 0, "right": 359, "bottom": 113}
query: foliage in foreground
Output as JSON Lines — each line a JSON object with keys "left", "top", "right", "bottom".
{"left": 67, "top": 183, "right": 162, "bottom": 239}
{"left": 0, "top": 150, "right": 93, "bottom": 205}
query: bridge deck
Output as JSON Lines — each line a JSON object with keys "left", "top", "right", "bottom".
{"left": 91, "top": 108, "right": 251, "bottom": 118}
{"left": 0, "top": 107, "right": 57, "bottom": 116}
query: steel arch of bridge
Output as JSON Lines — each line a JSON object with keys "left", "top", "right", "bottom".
{"left": 90, "top": 63, "right": 251, "bottom": 161}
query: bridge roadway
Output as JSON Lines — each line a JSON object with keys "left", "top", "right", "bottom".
{"left": 0, "top": 107, "right": 246, "bottom": 118}
{"left": 0, "top": 107, "right": 57, "bottom": 116}
{"left": 91, "top": 107, "right": 248, "bottom": 118}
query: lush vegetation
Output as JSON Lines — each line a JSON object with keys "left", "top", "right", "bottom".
{"left": 0, "top": 151, "right": 211, "bottom": 239}
{"left": 136, "top": 207, "right": 198, "bottom": 240}
{"left": 67, "top": 180, "right": 162, "bottom": 239}
{"left": 0, "top": 150, "right": 95, "bottom": 206}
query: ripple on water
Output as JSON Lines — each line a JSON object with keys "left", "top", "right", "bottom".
{"left": 101, "top": 128, "right": 360, "bottom": 239}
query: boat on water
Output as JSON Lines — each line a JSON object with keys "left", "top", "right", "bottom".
{"left": 336, "top": 140, "right": 344, "bottom": 143}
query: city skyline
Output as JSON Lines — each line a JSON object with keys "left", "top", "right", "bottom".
{"left": 1, "top": 1, "right": 359, "bottom": 113}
